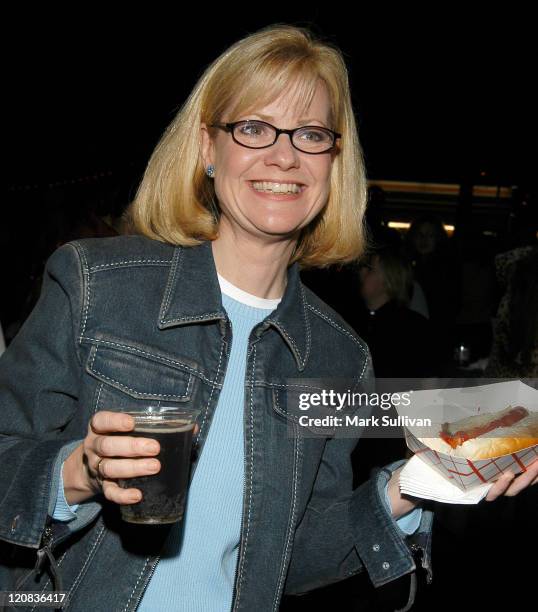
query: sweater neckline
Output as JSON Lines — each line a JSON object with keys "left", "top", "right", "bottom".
{"left": 217, "top": 274, "right": 282, "bottom": 309}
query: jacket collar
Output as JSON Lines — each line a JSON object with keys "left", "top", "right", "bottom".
{"left": 158, "top": 240, "right": 310, "bottom": 371}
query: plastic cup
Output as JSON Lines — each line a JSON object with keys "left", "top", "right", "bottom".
{"left": 118, "top": 406, "right": 199, "bottom": 524}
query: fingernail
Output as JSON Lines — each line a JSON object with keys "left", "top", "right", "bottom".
{"left": 130, "top": 492, "right": 141, "bottom": 503}
{"left": 144, "top": 441, "right": 159, "bottom": 453}
{"left": 146, "top": 460, "right": 160, "bottom": 471}
{"left": 122, "top": 416, "right": 133, "bottom": 429}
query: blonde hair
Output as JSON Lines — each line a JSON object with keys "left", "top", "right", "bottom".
{"left": 129, "top": 24, "right": 367, "bottom": 268}
{"left": 376, "top": 249, "right": 413, "bottom": 306}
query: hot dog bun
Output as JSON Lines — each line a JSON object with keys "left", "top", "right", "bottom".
{"left": 420, "top": 406, "right": 538, "bottom": 460}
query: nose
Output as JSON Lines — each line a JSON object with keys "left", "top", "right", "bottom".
{"left": 263, "top": 132, "right": 300, "bottom": 170}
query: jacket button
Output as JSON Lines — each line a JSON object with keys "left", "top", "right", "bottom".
{"left": 382, "top": 562, "right": 390, "bottom": 570}
{"left": 11, "top": 515, "right": 20, "bottom": 532}
{"left": 372, "top": 544, "right": 380, "bottom": 552}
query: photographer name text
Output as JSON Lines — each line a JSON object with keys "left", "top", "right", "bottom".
{"left": 298, "top": 414, "right": 432, "bottom": 428}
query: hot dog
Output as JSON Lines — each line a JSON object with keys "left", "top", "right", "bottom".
{"left": 440, "top": 406, "right": 529, "bottom": 449}
{"left": 422, "top": 406, "right": 538, "bottom": 460}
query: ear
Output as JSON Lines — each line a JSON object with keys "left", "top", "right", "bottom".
{"left": 200, "top": 123, "right": 215, "bottom": 170}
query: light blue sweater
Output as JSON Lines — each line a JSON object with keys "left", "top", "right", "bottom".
{"left": 136, "top": 292, "right": 274, "bottom": 611}
{"left": 54, "top": 282, "right": 421, "bottom": 611}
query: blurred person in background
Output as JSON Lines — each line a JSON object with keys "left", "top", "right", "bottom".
{"left": 355, "top": 246, "right": 438, "bottom": 379}
{"left": 485, "top": 245, "right": 538, "bottom": 377}
{"left": 405, "top": 215, "right": 461, "bottom": 364}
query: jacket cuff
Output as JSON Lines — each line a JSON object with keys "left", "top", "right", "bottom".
{"left": 350, "top": 459, "right": 425, "bottom": 587}
{"left": 52, "top": 463, "right": 79, "bottom": 521}
{"left": 0, "top": 439, "right": 77, "bottom": 547}
{"left": 48, "top": 442, "right": 103, "bottom": 535}
{"left": 383, "top": 481, "right": 422, "bottom": 535}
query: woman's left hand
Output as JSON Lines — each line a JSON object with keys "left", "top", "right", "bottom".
{"left": 485, "top": 459, "right": 538, "bottom": 502}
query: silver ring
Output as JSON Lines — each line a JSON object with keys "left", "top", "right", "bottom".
{"left": 95, "top": 457, "right": 106, "bottom": 485}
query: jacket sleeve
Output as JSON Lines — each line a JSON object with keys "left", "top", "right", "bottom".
{"left": 0, "top": 243, "right": 101, "bottom": 549}
{"left": 284, "top": 434, "right": 433, "bottom": 595}
{"left": 284, "top": 359, "right": 434, "bottom": 595}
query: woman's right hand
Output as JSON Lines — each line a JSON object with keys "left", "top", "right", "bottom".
{"left": 62, "top": 411, "right": 161, "bottom": 506}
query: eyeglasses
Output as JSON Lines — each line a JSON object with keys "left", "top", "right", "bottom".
{"left": 210, "top": 120, "right": 341, "bottom": 154}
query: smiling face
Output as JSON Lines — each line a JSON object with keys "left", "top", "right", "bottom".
{"left": 201, "top": 81, "right": 336, "bottom": 245}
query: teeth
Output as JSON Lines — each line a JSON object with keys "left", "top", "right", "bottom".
{"left": 252, "top": 181, "right": 302, "bottom": 194}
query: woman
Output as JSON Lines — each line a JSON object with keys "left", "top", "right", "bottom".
{"left": 0, "top": 25, "right": 536, "bottom": 612}
{"left": 356, "top": 247, "right": 437, "bottom": 378}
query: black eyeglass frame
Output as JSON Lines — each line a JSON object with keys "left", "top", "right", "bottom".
{"left": 210, "top": 120, "right": 341, "bottom": 155}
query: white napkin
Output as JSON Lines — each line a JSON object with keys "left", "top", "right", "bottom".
{"left": 400, "top": 455, "right": 493, "bottom": 504}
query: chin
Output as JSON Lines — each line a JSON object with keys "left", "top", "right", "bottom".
{"left": 249, "top": 213, "right": 306, "bottom": 236}
{"left": 255, "top": 220, "right": 306, "bottom": 238}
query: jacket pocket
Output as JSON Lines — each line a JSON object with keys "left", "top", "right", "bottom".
{"left": 85, "top": 342, "right": 195, "bottom": 403}
{"left": 272, "top": 386, "right": 338, "bottom": 437}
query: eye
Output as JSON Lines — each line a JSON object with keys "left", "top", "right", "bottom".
{"left": 296, "top": 128, "right": 331, "bottom": 143}
{"left": 237, "top": 121, "right": 267, "bottom": 137}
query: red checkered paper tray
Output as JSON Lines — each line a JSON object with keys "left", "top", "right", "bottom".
{"left": 398, "top": 380, "right": 538, "bottom": 492}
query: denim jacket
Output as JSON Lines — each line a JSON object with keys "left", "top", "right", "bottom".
{"left": 0, "top": 236, "right": 433, "bottom": 611}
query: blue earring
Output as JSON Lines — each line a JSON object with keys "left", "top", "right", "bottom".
{"left": 206, "top": 165, "right": 215, "bottom": 178}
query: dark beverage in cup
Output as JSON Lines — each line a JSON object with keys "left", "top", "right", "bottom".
{"left": 118, "top": 408, "right": 199, "bottom": 524}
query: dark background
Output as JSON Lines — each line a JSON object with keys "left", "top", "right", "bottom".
{"left": 5, "top": 10, "right": 536, "bottom": 187}
{"left": 3, "top": 9, "right": 537, "bottom": 612}
{"left": 4, "top": 10, "right": 536, "bottom": 329}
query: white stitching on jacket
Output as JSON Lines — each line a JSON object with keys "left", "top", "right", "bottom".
{"left": 81, "top": 337, "right": 218, "bottom": 387}
{"left": 94, "top": 382, "right": 103, "bottom": 414}
{"left": 253, "top": 382, "right": 326, "bottom": 390}
{"left": 65, "top": 242, "right": 84, "bottom": 368}
{"left": 300, "top": 284, "right": 311, "bottom": 366}
{"left": 90, "top": 259, "right": 172, "bottom": 271}
{"left": 88, "top": 346, "right": 193, "bottom": 400}
{"left": 67, "top": 524, "right": 106, "bottom": 601}
{"left": 235, "top": 343, "right": 257, "bottom": 604}
{"left": 273, "top": 322, "right": 304, "bottom": 369}
{"left": 160, "top": 248, "right": 181, "bottom": 321}
{"left": 76, "top": 243, "right": 91, "bottom": 341}
{"left": 306, "top": 303, "right": 369, "bottom": 380}
{"left": 162, "top": 312, "right": 224, "bottom": 324}
{"left": 197, "top": 335, "right": 225, "bottom": 441}
{"left": 123, "top": 558, "right": 150, "bottom": 612}
{"left": 273, "top": 425, "right": 302, "bottom": 610}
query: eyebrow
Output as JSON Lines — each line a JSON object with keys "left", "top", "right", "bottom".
{"left": 250, "top": 112, "right": 328, "bottom": 127}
